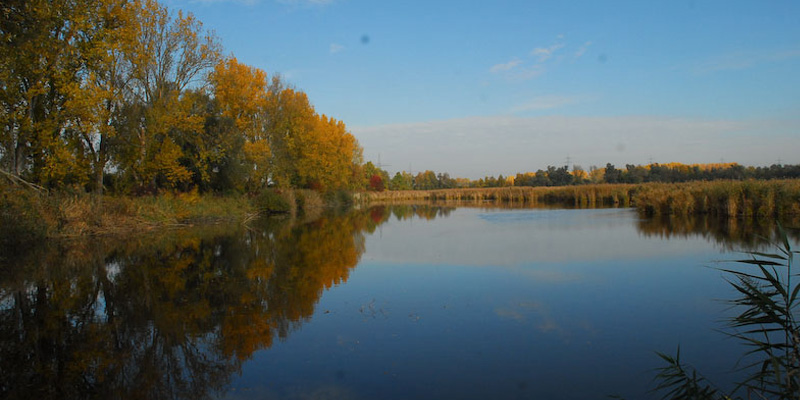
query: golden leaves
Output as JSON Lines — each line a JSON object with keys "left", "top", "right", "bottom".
{"left": 151, "top": 137, "right": 192, "bottom": 187}
{"left": 1, "top": 0, "right": 361, "bottom": 194}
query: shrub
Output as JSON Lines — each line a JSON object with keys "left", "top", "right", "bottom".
{"left": 323, "top": 190, "right": 354, "bottom": 211}
{"left": 294, "top": 189, "right": 324, "bottom": 215}
{"left": 0, "top": 186, "right": 48, "bottom": 248}
{"left": 254, "top": 190, "right": 291, "bottom": 214}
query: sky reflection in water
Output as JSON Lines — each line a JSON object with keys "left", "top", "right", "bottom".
{"left": 227, "top": 206, "right": 786, "bottom": 400}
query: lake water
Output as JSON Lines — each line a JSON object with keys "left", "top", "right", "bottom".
{"left": 1, "top": 204, "right": 795, "bottom": 399}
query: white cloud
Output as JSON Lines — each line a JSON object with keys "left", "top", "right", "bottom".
{"left": 351, "top": 115, "right": 799, "bottom": 179}
{"left": 330, "top": 43, "right": 344, "bottom": 54}
{"left": 490, "top": 58, "right": 522, "bottom": 73}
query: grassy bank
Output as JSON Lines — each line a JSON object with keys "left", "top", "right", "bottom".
{"left": 0, "top": 188, "right": 255, "bottom": 240}
{"left": 0, "top": 184, "right": 330, "bottom": 243}
{"left": 363, "top": 180, "right": 800, "bottom": 218}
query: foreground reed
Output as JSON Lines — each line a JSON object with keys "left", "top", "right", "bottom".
{"left": 653, "top": 226, "right": 800, "bottom": 399}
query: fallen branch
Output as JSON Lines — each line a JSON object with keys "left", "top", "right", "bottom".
{"left": 0, "top": 168, "right": 46, "bottom": 193}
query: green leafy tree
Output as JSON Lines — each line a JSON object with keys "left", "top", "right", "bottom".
{"left": 362, "top": 161, "right": 389, "bottom": 191}
{"left": 414, "top": 170, "right": 438, "bottom": 190}
{"left": 389, "top": 171, "right": 412, "bottom": 190}
{"left": 604, "top": 163, "right": 622, "bottom": 183}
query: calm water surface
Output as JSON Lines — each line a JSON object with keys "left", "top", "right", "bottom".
{"left": 1, "top": 205, "right": 795, "bottom": 399}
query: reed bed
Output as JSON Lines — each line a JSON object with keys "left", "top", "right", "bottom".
{"left": 634, "top": 179, "right": 800, "bottom": 218}
{"left": 364, "top": 180, "right": 800, "bottom": 218}
{"left": 363, "top": 184, "right": 636, "bottom": 208}
{"left": 363, "top": 185, "right": 635, "bottom": 207}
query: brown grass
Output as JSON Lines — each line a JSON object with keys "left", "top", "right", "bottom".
{"left": 362, "top": 184, "right": 635, "bottom": 208}
{"left": 634, "top": 180, "right": 800, "bottom": 218}
{"left": 53, "top": 192, "right": 255, "bottom": 237}
{"left": 47, "top": 188, "right": 333, "bottom": 237}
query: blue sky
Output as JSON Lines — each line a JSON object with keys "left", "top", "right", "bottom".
{"left": 169, "top": 0, "right": 800, "bottom": 178}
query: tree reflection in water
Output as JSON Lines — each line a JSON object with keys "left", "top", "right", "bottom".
{"left": 635, "top": 213, "right": 800, "bottom": 250}
{"left": 0, "top": 208, "right": 395, "bottom": 400}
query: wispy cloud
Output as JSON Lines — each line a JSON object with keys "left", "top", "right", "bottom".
{"left": 531, "top": 42, "right": 565, "bottom": 63}
{"left": 510, "top": 66, "right": 544, "bottom": 81}
{"left": 509, "top": 95, "right": 588, "bottom": 113}
{"left": 490, "top": 35, "right": 580, "bottom": 81}
{"left": 329, "top": 43, "right": 344, "bottom": 54}
{"left": 574, "top": 41, "right": 592, "bottom": 59}
{"left": 489, "top": 58, "right": 522, "bottom": 73}
{"left": 693, "top": 48, "right": 800, "bottom": 74}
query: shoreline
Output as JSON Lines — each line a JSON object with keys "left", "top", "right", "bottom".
{"left": 3, "top": 179, "right": 799, "bottom": 243}
{"left": 0, "top": 188, "right": 331, "bottom": 243}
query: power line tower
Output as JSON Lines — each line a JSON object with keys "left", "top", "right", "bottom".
{"left": 377, "top": 153, "right": 391, "bottom": 171}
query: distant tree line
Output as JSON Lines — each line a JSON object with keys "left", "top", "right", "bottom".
{"left": 591, "top": 163, "right": 800, "bottom": 185}
{"left": 362, "top": 162, "right": 800, "bottom": 191}
{"left": 1, "top": 0, "right": 363, "bottom": 194}
{"left": 358, "top": 170, "right": 467, "bottom": 191}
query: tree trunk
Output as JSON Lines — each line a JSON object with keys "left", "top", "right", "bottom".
{"left": 94, "top": 134, "right": 106, "bottom": 195}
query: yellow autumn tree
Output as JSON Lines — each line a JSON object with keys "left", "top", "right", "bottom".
{"left": 115, "top": 0, "right": 221, "bottom": 189}
{"left": 293, "top": 114, "right": 361, "bottom": 191}
{"left": 265, "top": 87, "right": 317, "bottom": 188}
{"left": 260, "top": 85, "right": 362, "bottom": 192}
{"left": 0, "top": 0, "right": 365, "bottom": 194}
{"left": 209, "top": 57, "right": 270, "bottom": 191}
{"left": 63, "top": 0, "right": 137, "bottom": 193}
{"left": 0, "top": 0, "right": 103, "bottom": 187}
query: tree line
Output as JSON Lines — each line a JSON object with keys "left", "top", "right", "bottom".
{"left": 363, "top": 162, "right": 800, "bottom": 191}
{"left": 1, "top": 0, "right": 364, "bottom": 194}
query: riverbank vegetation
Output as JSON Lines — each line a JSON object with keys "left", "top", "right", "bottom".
{"left": 0, "top": 177, "right": 332, "bottom": 244}
{"left": 363, "top": 184, "right": 634, "bottom": 207}
{"left": 634, "top": 180, "right": 800, "bottom": 218}
{"left": 364, "top": 180, "right": 800, "bottom": 219}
